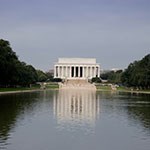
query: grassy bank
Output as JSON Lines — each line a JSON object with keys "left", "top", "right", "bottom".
{"left": 0, "top": 82, "right": 59, "bottom": 93}
{"left": 96, "top": 84, "right": 150, "bottom": 94}
{"left": 96, "top": 85, "right": 112, "bottom": 91}
{"left": 45, "top": 83, "right": 59, "bottom": 89}
{"left": 0, "top": 87, "right": 39, "bottom": 92}
{"left": 0, "top": 83, "right": 149, "bottom": 94}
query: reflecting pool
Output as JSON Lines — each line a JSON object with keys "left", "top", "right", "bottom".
{"left": 0, "top": 90, "right": 150, "bottom": 150}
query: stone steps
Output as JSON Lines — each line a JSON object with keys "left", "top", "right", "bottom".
{"left": 59, "top": 79, "right": 96, "bottom": 90}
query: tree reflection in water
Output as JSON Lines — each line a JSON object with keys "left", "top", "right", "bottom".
{"left": 0, "top": 92, "right": 40, "bottom": 149}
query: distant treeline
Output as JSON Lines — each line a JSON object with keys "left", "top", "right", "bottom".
{"left": 0, "top": 39, "right": 55, "bottom": 87}
{"left": 100, "top": 54, "right": 150, "bottom": 89}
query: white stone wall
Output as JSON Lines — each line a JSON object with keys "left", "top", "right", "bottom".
{"left": 58, "top": 58, "right": 96, "bottom": 64}
{"left": 54, "top": 58, "right": 100, "bottom": 79}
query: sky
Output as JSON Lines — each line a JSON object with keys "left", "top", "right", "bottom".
{"left": 0, "top": 0, "right": 150, "bottom": 71}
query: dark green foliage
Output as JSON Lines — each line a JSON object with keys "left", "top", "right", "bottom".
{"left": 17, "top": 63, "right": 38, "bottom": 86}
{"left": 36, "top": 70, "right": 48, "bottom": 82}
{"left": 101, "top": 70, "right": 123, "bottom": 84}
{"left": 91, "top": 77, "right": 101, "bottom": 83}
{"left": 0, "top": 39, "right": 18, "bottom": 86}
{"left": 52, "top": 78, "right": 62, "bottom": 82}
{"left": 45, "top": 72, "right": 54, "bottom": 81}
{"left": 121, "top": 54, "right": 150, "bottom": 89}
{"left": 0, "top": 39, "right": 38, "bottom": 87}
{"left": 45, "top": 72, "right": 62, "bottom": 82}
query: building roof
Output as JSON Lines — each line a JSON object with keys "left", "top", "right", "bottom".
{"left": 57, "top": 58, "right": 97, "bottom": 64}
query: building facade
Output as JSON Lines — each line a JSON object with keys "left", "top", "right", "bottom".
{"left": 54, "top": 58, "right": 100, "bottom": 79}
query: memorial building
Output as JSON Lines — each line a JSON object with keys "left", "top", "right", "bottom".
{"left": 54, "top": 58, "right": 100, "bottom": 80}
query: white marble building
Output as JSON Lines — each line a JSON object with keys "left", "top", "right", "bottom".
{"left": 54, "top": 58, "right": 100, "bottom": 79}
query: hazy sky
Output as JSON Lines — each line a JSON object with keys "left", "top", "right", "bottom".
{"left": 0, "top": 0, "right": 150, "bottom": 71}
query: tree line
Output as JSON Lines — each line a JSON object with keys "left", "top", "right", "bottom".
{"left": 0, "top": 39, "right": 51, "bottom": 87}
{"left": 121, "top": 54, "right": 150, "bottom": 89}
{"left": 100, "top": 54, "right": 150, "bottom": 89}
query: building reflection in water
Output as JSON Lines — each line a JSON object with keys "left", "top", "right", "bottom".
{"left": 53, "top": 89, "right": 100, "bottom": 129}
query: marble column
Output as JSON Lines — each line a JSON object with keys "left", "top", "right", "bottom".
{"left": 58, "top": 66, "right": 60, "bottom": 78}
{"left": 86, "top": 66, "right": 88, "bottom": 78}
{"left": 74, "top": 66, "right": 76, "bottom": 77}
{"left": 60, "top": 66, "right": 61, "bottom": 78}
{"left": 61, "top": 66, "right": 63, "bottom": 78}
{"left": 69, "top": 66, "right": 71, "bottom": 78}
{"left": 90, "top": 66, "right": 92, "bottom": 78}
{"left": 82, "top": 66, "right": 84, "bottom": 78}
{"left": 94, "top": 66, "right": 96, "bottom": 77}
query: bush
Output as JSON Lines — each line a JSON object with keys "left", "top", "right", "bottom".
{"left": 51, "top": 78, "right": 62, "bottom": 82}
{"left": 91, "top": 77, "right": 101, "bottom": 83}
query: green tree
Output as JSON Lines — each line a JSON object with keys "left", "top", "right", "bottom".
{"left": 101, "top": 70, "right": 123, "bottom": 84}
{"left": 37, "top": 70, "right": 48, "bottom": 82}
{"left": 121, "top": 54, "right": 150, "bottom": 89}
{"left": 0, "top": 39, "right": 38, "bottom": 87}
{"left": 0, "top": 39, "right": 19, "bottom": 86}
{"left": 17, "top": 62, "right": 38, "bottom": 86}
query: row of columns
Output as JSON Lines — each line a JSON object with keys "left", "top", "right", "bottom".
{"left": 54, "top": 65, "right": 100, "bottom": 79}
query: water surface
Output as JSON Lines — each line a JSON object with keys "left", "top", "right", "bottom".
{"left": 0, "top": 90, "right": 150, "bottom": 150}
